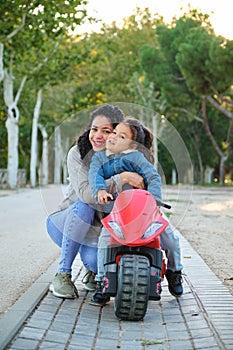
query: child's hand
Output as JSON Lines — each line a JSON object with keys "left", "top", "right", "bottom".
{"left": 98, "top": 190, "right": 113, "bottom": 205}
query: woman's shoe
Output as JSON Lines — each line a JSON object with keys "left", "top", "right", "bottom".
{"left": 81, "top": 268, "right": 97, "bottom": 291}
{"left": 49, "top": 272, "right": 79, "bottom": 298}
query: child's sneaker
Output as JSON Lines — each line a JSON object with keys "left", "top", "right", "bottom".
{"left": 165, "top": 270, "right": 183, "bottom": 297}
{"left": 89, "top": 281, "right": 110, "bottom": 306}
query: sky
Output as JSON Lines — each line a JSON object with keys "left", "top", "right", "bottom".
{"left": 78, "top": 0, "right": 233, "bottom": 39}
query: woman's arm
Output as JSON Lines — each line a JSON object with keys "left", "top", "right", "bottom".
{"left": 67, "top": 146, "right": 94, "bottom": 204}
{"left": 104, "top": 172, "right": 145, "bottom": 196}
{"left": 67, "top": 147, "right": 137, "bottom": 203}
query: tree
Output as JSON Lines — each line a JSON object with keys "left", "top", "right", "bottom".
{"left": 140, "top": 9, "right": 233, "bottom": 184}
{"left": 0, "top": 0, "right": 88, "bottom": 188}
{"left": 176, "top": 22, "right": 233, "bottom": 184}
{"left": 68, "top": 8, "right": 164, "bottom": 112}
{"left": 38, "top": 123, "right": 48, "bottom": 185}
{"left": 30, "top": 89, "right": 42, "bottom": 187}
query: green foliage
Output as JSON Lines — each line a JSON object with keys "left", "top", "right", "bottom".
{"left": 67, "top": 8, "right": 164, "bottom": 113}
{"left": 0, "top": 0, "right": 87, "bottom": 40}
{"left": 1, "top": 0, "right": 88, "bottom": 81}
{"left": 0, "top": 0, "right": 89, "bottom": 173}
{"left": 1, "top": 4, "right": 233, "bottom": 183}
{"left": 140, "top": 8, "right": 233, "bottom": 183}
{"left": 176, "top": 28, "right": 233, "bottom": 95}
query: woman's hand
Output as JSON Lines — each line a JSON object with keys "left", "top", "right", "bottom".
{"left": 120, "top": 172, "right": 145, "bottom": 189}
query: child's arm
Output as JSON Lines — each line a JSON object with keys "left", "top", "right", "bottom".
{"left": 131, "top": 152, "right": 162, "bottom": 201}
{"left": 97, "top": 190, "right": 113, "bottom": 205}
{"left": 88, "top": 152, "right": 107, "bottom": 196}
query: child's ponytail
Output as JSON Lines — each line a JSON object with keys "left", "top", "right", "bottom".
{"left": 140, "top": 125, "right": 154, "bottom": 164}
{"left": 124, "top": 117, "right": 155, "bottom": 164}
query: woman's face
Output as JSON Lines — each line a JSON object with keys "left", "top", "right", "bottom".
{"left": 89, "top": 116, "right": 114, "bottom": 152}
{"left": 106, "top": 123, "right": 134, "bottom": 154}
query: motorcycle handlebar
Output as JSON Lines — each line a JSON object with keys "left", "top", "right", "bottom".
{"left": 156, "top": 201, "right": 171, "bottom": 209}
{"left": 104, "top": 196, "right": 172, "bottom": 210}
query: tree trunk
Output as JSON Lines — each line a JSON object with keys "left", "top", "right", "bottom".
{"left": 193, "top": 135, "right": 204, "bottom": 184}
{"left": 30, "top": 89, "right": 42, "bottom": 187}
{"left": 204, "top": 167, "right": 214, "bottom": 184}
{"left": 38, "top": 123, "right": 48, "bottom": 185}
{"left": 4, "top": 70, "right": 19, "bottom": 188}
{"left": 219, "top": 156, "right": 227, "bottom": 185}
{"left": 5, "top": 108, "right": 19, "bottom": 188}
{"left": 202, "top": 99, "right": 232, "bottom": 185}
{"left": 152, "top": 115, "right": 158, "bottom": 169}
{"left": 172, "top": 169, "right": 177, "bottom": 185}
{"left": 0, "top": 43, "right": 4, "bottom": 82}
{"left": 54, "top": 126, "right": 62, "bottom": 184}
{"left": 3, "top": 69, "right": 27, "bottom": 188}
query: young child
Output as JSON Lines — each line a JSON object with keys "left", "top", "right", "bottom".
{"left": 88, "top": 117, "right": 164, "bottom": 306}
{"left": 88, "top": 117, "right": 162, "bottom": 206}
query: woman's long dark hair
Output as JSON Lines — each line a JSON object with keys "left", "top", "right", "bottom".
{"left": 123, "top": 117, "right": 155, "bottom": 164}
{"left": 77, "top": 104, "right": 124, "bottom": 166}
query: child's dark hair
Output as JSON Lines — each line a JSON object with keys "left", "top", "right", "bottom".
{"left": 77, "top": 104, "right": 124, "bottom": 166}
{"left": 123, "top": 117, "right": 154, "bottom": 164}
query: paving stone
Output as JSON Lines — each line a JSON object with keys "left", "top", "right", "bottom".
{"left": 36, "top": 303, "right": 60, "bottom": 313}
{"left": 55, "top": 313, "right": 77, "bottom": 324}
{"left": 40, "top": 341, "right": 67, "bottom": 349}
{"left": 69, "top": 333, "right": 95, "bottom": 347}
{"left": 44, "top": 329, "right": 71, "bottom": 344}
{"left": 68, "top": 346, "right": 91, "bottom": 350}
{"left": 189, "top": 327, "right": 214, "bottom": 339}
{"left": 74, "top": 323, "right": 96, "bottom": 335}
{"left": 18, "top": 326, "right": 46, "bottom": 340}
{"left": 95, "top": 339, "right": 120, "bottom": 349}
{"left": 25, "top": 318, "right": 51, "bottom": 329}
{"left": 122, "top": 329, "right": 144, "bottom": 340}
{"left": 163, "top": 314, "right": 184, "bottom": 323}
{"left": 28, "top": 310, "right": 55, "bottom": 322}
{"left": 98, "top": 327, "right": 120, "bottom": 339}
{"left": 7, "top": 337, "right": 39, "bottom": 350}
{"left": 143, "top": 324, "right": 165, "bottom": 337}
{"left": 94, "top": 345, "right": 119, "bottom": 350}
{"left": 166, "top": 329, "right": 191, "bottom": 341}
{"left": 120, "top": 340, "right": 144, "bottom": 349}
{"left": 192, "top": 337, "right": 220, "bottom": 348}
{"left": 168, "top": 339, "right": 193, "bottom": 350}
{"left": 50, "top": 320, "right": 74, "bottom": 333}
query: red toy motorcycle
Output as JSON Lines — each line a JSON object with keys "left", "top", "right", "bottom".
{"left": 101, "top": 189, "right": 170, "bottom": 321}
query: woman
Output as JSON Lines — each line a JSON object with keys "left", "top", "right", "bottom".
{"left": 46, "top": 104, "right": 144, "bottom": 299}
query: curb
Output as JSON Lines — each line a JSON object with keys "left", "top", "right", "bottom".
{"left": 0, "top": 259, "right": 58, "bottom": 350}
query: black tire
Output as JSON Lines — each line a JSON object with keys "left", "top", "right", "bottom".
{"left": 114, "top": 254, "right": 150, "bottom": 321}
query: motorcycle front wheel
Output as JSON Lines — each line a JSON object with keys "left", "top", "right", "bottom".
{"left": 114, "top": 254, "right": 150, "bottom": 321}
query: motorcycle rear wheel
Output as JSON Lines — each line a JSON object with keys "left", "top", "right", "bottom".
{"left": 114, "top": 254, "right": 150, "bottom": 321}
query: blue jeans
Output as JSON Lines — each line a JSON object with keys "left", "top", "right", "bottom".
{"left": 160, "top": 213, "right": 183, "bottom": 272}
{"left": 46, "top": 201, "right": 98, "bottom": 275}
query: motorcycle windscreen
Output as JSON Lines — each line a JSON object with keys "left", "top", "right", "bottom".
{"left": 101, "top": 189, "right": 168, "bottom": 246}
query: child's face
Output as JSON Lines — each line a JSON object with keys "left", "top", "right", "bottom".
{"left": 106, "top": 123, "right": 134, "bottom": 154}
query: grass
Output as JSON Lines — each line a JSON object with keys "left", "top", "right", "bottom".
{"left": 141, "top": 339, "right": 164, "bottom": 346}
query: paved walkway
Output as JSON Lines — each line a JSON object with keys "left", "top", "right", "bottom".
{"left": 0, "top": 234, "right": 233, "bottom": 350}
